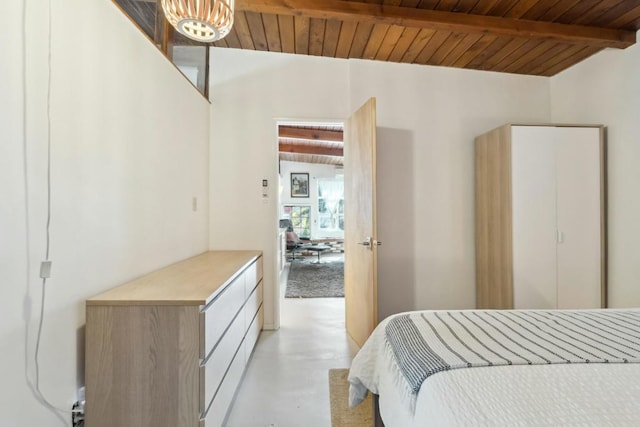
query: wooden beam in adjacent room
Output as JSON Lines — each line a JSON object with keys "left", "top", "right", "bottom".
{"left": 279, "top": 142, "right": 344, "bottom": 157}
{"left": 279, "top": 126, "right": 344, "bottom": 142}
{"left": 236, "top": 0, "right": 636, "bottom": 49}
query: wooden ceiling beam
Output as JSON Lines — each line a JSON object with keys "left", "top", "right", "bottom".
{"left": 279, "top": 142, "right": 344, "bottom": 157}
{"left": 236, "top": 0, "right": 636, "bottom": 49}
{"left": 279, "top": 125, "right": 344, "bottom": 142}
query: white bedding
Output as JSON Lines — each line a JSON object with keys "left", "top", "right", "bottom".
{"left": 349, "top": 310, "right": 640, "bottom": 426}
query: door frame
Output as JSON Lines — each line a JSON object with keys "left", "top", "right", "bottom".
{"left": 272, "top": 118, "right": 346, "bottom": 328}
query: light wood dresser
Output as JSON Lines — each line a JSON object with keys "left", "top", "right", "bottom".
{"left": 85, "top": 250, "right": 263, "bottom": 427}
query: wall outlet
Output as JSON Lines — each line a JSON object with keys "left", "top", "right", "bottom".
{"left": 71, "top": 400, "right": 84, "bottom": 427}
{"left": 72, "top": 386, "right": 85, "bottom": 427}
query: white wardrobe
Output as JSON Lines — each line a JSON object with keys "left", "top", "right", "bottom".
{"left": 475, "top": 124, "right": 606, "bottom": 310}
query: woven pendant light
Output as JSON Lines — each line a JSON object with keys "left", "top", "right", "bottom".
{"left": 161, "top": 0, "right": 234, "bottom": 42}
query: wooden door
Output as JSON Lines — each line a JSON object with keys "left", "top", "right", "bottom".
{"left": 344, "top": 98, "right": 378, "bottom": 348}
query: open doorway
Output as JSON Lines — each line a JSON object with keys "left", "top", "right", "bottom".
{"left": 275, "top": 121, "right": 345, "bottom": 325}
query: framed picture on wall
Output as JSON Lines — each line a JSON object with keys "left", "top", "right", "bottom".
{"left": 291, "top": 173, "right": 309, "bottom": 198}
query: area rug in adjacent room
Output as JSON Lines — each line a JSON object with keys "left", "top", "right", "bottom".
{"left": 285, "top": 257, "right": 344, "bottom": 298}
{"left": 328, "top": 369, "right": 373, "bottom": 427}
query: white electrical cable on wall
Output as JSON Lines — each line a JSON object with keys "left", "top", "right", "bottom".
{"left": 24, "top": 0, "right": 82, "bottom": 421}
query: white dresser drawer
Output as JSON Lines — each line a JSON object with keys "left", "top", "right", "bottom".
{"left": 244, "top": 281, "right": 263, "bottom": 328}
{"left": 245, "top": 305, "right": 263, "bottom": 364}
{"left": 256, "top": 257, "right": 263, "bottom": 283}
{"left": 200, "top": 342, "right": 246, "bottom": 427}
{"left": 200, "top": 307, "right": 245, "bottom": 413}
{"left": 243, "top": 257, "right": 263, "bottom": 296}
{"left": 200, "top": 274, "right": 245, "bottom": 359}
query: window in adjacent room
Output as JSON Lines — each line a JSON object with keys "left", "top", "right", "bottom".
{"left": 282, "top": 205, "right": 311, "bottom": 238}
{"left": 317, "top": 178, "right": 344, "bottom": 232}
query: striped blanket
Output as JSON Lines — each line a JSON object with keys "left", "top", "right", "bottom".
{"left": 385, "top": 310, "right": 640, "bottom": 396}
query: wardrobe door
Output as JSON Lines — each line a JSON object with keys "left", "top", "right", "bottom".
{"left": 555, "top": 127, "right": 603, "bottom": 309}
{"left": 511, "top": 126, "right": 557, "bottom": 309}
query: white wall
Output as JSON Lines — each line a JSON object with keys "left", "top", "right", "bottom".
{"left": 209, "top": 47, "right": 550, "bottom": 325}
{"left": 0, "top": 0, "right": 210, "bottom": 425}
{"left": 279, "top": 160, "right": 344, "bottom": 239}
{"left": 209, "top": 50, "right": 350, "bottom": 329}
{"left": 349, "top": 60, "right": 550, "bottom": 319}
{"left": 550, "top": 34, "right": 640, "bottom": 307}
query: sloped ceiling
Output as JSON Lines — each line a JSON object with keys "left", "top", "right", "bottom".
{"left": 215, "top": 0, "right": 640, "bottom": 76}
{"left": 118, "top": 0, "right": 640, "bottom": 76}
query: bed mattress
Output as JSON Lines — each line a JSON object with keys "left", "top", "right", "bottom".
{"left": 381, "top": 362, "right": 640, "bottom": 426}
{"left": 349, "top": 309, "right": 640, "bottom": 426}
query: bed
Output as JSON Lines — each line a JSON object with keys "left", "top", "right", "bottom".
{"left": 348, "top": 309, "right": 640, "bottom": 426}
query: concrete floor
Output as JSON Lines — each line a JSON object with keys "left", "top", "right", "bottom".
{"left": 225, "top": 261, "right": 359, "bottom": 426}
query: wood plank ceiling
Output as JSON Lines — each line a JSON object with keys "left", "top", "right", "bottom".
{"left": 210, "top": 0, "right": 640, "bottom": 76}
{"left": 114, "top": 1, "right": 638, "bottom": 160}
{"left": 279, "top": 125, "right": 344, "bottom": 165}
